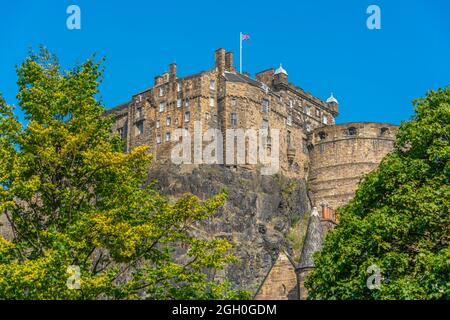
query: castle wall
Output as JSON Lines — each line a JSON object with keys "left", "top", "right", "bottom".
{"left": 309, "top": 122, "right": 397, "bottom": 210}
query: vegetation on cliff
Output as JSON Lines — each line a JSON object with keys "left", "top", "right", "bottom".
{"left": 0, "top": 48, "right": 249, "bottom": 299}
{"left": 306, "top": 87, "right": 450, "bottom": 299}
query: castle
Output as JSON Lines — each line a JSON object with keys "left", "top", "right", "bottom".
{"left": 104, "top": 47, "right": 398, "bottom": 299}
{"left": 107, "top": 47, "right": 397, "bottom": 210}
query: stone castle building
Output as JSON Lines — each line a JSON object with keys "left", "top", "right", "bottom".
{"left": 104, "top": 47, "right": 399, "bottom": 299}
{"left": 107, "top": 47, "right": 397, "bottom": 211}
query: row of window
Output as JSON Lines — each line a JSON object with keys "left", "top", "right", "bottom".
{"left": 157, "top": 80, "right": 216, "bottom": 98}
{"left": 158, "top": 97, "right": 215, "bottom": 113}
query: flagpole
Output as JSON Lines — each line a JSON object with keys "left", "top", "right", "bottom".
{"left": 239, "top": 32, "right": 242, "bottom": 74}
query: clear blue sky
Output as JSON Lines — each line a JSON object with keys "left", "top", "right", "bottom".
{"left": 1, "top": 0, "right": 449, "bottom": 125}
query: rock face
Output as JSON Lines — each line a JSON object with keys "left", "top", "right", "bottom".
{"left": 148, "top": 163, "right": 311, "bottom": 294}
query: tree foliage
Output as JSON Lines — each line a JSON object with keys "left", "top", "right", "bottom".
{"left": 306, "top": 87, "right": 450, "bottom": 299}
{"left": 0, "top": 48, "right": 249, "bottom": 299}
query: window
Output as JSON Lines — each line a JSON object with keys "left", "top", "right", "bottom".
{"left": 177, "top": 99, "right": 182, "bottom": 108}
{"left": 262, "top": 99, "right": 269, "bottom": 113}
{"left": 135, "top": 121, "right": 144, "bottom": 136}
{"left": 209, "top": 97, "right": 215, "bottom": 107}
{"left": 315, "top": 108, "right": 321, "bottom": 117}
{"left": 205, "top": 112, "right": 210, "bottom": 120}
{"left": 318, "top": 131, "right": 327, "bottom": 141}
{"left": 305, "top": 106, "right": 311, "bottom": 116}
{"left": 289, "top": 100, "right": 293, "bottom": 108}
{"left": 159, "top": 102, "right": 165, "bottom": 112}
{"left": 209, "top": 80, "right": 216, "bottom": 90}
{"left": 136, "top": 106, "right": 143, "bottom": 119}
{"left": 166, "top": 117, "right": 171, "bottom": 126}
{"left": 159, "top": 86, "right": 165, "bottom": 97}
{"left": 165, "top": 132, "right": 171, "bottom": 142}
{"left": 117, "top": 127, "right": 124, "bottom": 138}
{"left": 262, "top": 119, "right": 269, "bottom": 130}
{"left": 156, "top": 120, "right": 160, "bottom": 129}
{"left": 322, "top": 115, "right": 328, "bottom": 125}
{"left": 305, "top": 123, "right": 312, "bottom": 133}
{"left": 177, "top": 82, "right": 182, "bottom": 92}
{"left": 287, "top": 130, "right": 292, "bottom": 147}
{"left": 302, "top": 139, "right": 308, "bottom": 154}
{"left": 380, "top": 127, "right": 389, "bottom": 136}
{"left": 287, "top": 115, "right": 293, "bottom": 126}
{"left": 185, "top": 98, "right": 190, "bottom": 108}
{"left": 156, "top": 135, "right": 161, "bottom": 144}
{"left": 184, "top": 111, "right": 190, "bottom": 123}
{"left": 346, "top": 127, "right": 357, "bottom": 136}
{"left": 231, "top": 98, "right": 237, "bottom": 107}
{"left": 230, "top": 113, "right": 237, "bottom": 126}
{"left": 136, "top": 95, "right": 142, "bottom": 102}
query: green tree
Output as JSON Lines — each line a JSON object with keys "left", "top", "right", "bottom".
{"left": 0, "top": 48, "right": 249, "bottom": 300}
{"left": 306, "top": 87, "right": 450, "bottom": 300}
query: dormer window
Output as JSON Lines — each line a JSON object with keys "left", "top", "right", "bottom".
{"left": 322, "top": 115, "right": 328, "bottom": 125}
{"left": 159, "top": 87, "right": 165, "bottom": 97}
{"left": 209, "top": 80, "right": 216, "bottom": 90}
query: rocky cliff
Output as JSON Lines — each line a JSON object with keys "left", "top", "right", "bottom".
{"left": 148, "top": 163, "right": 311, "bottom": 294}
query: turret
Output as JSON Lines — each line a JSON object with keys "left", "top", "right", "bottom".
{"left": 326, "top": 92, "right": 339, "bottom": 115}
{"left": 273, "top": 64, "right": 288, "bottom": 87}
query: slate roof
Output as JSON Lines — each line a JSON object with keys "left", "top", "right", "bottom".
{"left": 298, "top": 207, "right": 324, "bottom": 269}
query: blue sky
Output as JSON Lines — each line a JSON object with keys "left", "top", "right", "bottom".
{"left": 1, "top": 0, "right": 449, "bottom": 125}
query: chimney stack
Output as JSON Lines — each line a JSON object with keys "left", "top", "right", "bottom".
{"left": 215, "top": 48, "right": 226, "bottom": 73}
{"left": 225, "top": 51, "right": 234, "bottom": 72}
{"left": 169, "top": 63, "right": 177, "bottom": 81}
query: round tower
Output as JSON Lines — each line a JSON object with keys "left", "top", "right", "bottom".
{"left": 308, "top": 122, "right": 398, "bottom": 210}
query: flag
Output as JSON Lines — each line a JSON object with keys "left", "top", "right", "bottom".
{"left": 241, "top": 34, "right": 250, "bottom": 40}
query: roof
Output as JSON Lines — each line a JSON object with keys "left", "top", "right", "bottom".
{"left": 326, "top": 93, "right": 338, "bottom": 104}
{"left": 223, "top": 71, "right": 263, "bottom": 88}
{"left": 104, "top": 101, "right": 130, "bottom": 116}
{"left": 298, "top": 207, "right": 324, "bottom": 269}
{"left": 274, "top": 64, "right": 288, "bottom": 76}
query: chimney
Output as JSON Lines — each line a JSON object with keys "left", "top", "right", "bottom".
{"left": 169, "top": 63, "right": 177, "bottom": 81}
{"left": 215, "top": 48, "right": 226, "bottom": 73}
{"left": 225, "top": 52, "right": 234, "bottom": 71}
{"left": 154, "top": 75, "right": 163, "bottom": 86}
